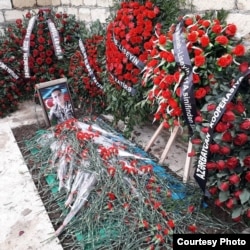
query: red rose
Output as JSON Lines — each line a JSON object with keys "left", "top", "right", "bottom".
{"left": 219, "top": 182, "right": 229, "bottom": 191}
{"left": 232, "top": 216, "right": 241, "bottom": 222}
{"left": 207, "top": 162, "right": 217, "bottom": 171}
{"left": 219, "top": 146, "right": 230, "bottom": 155}
{"left": 201, "top": 127, "right": 209, "bottom": 133}
{"left": 217, "top": 160, "right": 226, "bottom": 171}
{"left": 225, "top": 198, "right": 235, "bottom": 209}
{"left": 195, "top": 116, "right": 203, "bottom": 123}
{"left": 191, "top": 138, "right": 202, "bottom": 144}
{"left": 235, "top": 101, "right": 245, "bottom": 114}
{"left": 209, "top": 186, "right": 218, "bottom": 195}
{"left": 239, "top": 62, "right": 249, "bottom": 73}
{"left": 221, "top": 110, "right": 235, "bottom": 123}
{"left": 209, "top": 144, "right": 220, "bottom": 153}
{"left": 222, "top": 131, "right": 232, "bottom": 142}
{"left": 207, "top": 103, "right": 216, "bottom": 111}
{"left": 215, "top": 35, "right": 229, "bottom": 45}
{"left": 228, "top": 174, "right": 240, "bottom": 185}
{"left": 233, "top": 133, "right": 248, "bottom": 146}
{"left": 240, "top": 119, "right": 250, "bottom": 130}
{"left": 215, "top": 122, "right": 229, "bottom": 133}
{"left": 214, "top": 198, "right": 224, "bottom": 207}
{"left": 245, "top": 171, "right": 250, "bottom": 182}
{"left": 246, "top": 208, "right": 250, "bottom": 218}
{"left": 234, "top": 190, "right": 242, "bottom": 199}
{"left": 243, "top": 156, "right": 250, "bottom": 167}
{"left": 226, "top": 157, "right": 239, "bottom": 170}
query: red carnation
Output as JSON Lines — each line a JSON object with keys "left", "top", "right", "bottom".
{"left": 187, "top": 224, "right": 197, "bottom": 233}
{"left": 232, "top": 44, "right": 245, "bottom": 56}
{"left": 194, "top": 55, "right": 206, "bottom": 67}
{"left": 215, "top": 35, "right": 229, "bottom": 45}
{"left": 239, "top": 62, "right": 249, "bottom": 73}
{"left": 225, "top": 23, "right": 237, "bottom": 36}
{"left": 195, "top": 87, "right": 206, "bottom": 99}
{"left": 158, "top": 35, "right": 167, "bottom": 45}
{"left": 200, "top": 35, "right": 210, "bottom": 47}
{"left": 217, "top": 54, "right": 233, "bottom": 67}
{"left": 187, "top": 31, "right": 199, "bottom": 43}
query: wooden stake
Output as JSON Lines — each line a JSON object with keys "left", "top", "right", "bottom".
{"left": 144, "top": 122, "right": 164, "bottom": 152}
{"left": 159, "top": 126, "right": 179, "bottom": 165}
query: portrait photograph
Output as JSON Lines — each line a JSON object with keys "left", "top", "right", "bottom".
{"left": 35, "top": 78, "right": 75, "bottom": 127}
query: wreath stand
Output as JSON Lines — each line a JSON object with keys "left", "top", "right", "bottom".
{"left": 144, "top": 122, "right": 193, "bottom": 183}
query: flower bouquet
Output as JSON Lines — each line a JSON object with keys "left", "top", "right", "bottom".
{"left": 105, "top": 0, "right": 161, "bottom": 134}
{"left": 67, "top": 20, "right": 107, "bottom": 114}
{"left": 105, "top": 0, "right": 183, "bottom": 135}
{"left": 142, "top": 11, "right": 250, "bottom": 221}
{"left": 24, "top": 117, "right": 243, "bottom": 248}
{"left": 1, "top": 9, "right": 107, "bottom": 116}
{"left": 0, "top": 36, "right": 24, "bottom": 117}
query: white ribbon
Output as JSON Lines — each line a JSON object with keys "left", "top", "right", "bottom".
{"left": 0, "top": 61, "right": 19, "bottom": 79}
{"left": 47, "top": 19, "right": 63, "bottom": 60}
{"left": 23, "top": 15, "right": 36, "bottom": 78}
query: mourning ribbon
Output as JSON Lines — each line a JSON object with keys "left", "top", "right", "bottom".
{"left": 109, "top": 73, "right": 137, "bottom": 96}
{"left": 78, "top": 38, "right": 103, "bottom": 90}
{"left": 0, "top": 61, "right": 19, "bottom": 79}
{"left": 112, "top": 33, "right": 145, "bottom": 71}
{"left": 23, "top": 15, "right": 36, "bottom": 78}
{"left": 47, "top": 18, "right": 63, "bottom": 60}
{"left": 173, "top": 20, "right": 197, "bottom": 135}
{"left": 194, "top": 69, "right": 250, "bottom": 193}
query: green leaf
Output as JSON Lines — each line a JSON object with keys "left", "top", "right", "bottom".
{"left": 232, "top": 206, "right": 242, "bottom": 219}
{"left": 239, "top": 189, "right": 250, "bottom": 204}
{"left": 219, "top": 190, "right": 230, "bottom": 202}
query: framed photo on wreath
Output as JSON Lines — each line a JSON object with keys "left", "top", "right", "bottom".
{"left": 35, "top": 78, "right": 75, "bottom": 127}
